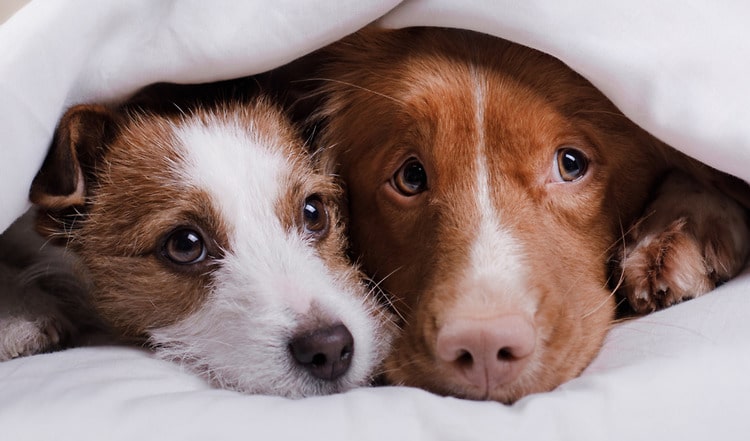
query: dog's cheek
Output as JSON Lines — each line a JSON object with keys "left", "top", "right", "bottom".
{"left": 82, "top": 255, "right": 212, "bottom": 337}
{"left": 381, "top": 324, "right": 434, "bottom": 388}
{"left": 353, "top": 194, "right": 441, "bottom": 311}
{"left": 566, "top": 286, "right": 614, "bottom": 377}
{"left": 503, "top": 223, "right": 610, "bottom": 385}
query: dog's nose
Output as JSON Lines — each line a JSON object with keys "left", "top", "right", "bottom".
{"left": 289, "top": 323, "right": 354, "bottom": 381}
{"left": 436, "top": 315, "right": 536, "bottom": 395}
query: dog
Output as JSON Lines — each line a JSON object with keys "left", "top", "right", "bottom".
{"left": 0, "top": 83, "right": 393, "bottom": 398}
{"left": 292, "top": 27, "right": 750, "bottom": 403}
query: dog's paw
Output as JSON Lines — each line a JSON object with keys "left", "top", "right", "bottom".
{"left": 621, "top": 218, "right": 714, "bottom": 313}
{"left": 619, "top": 171, "right": 750, "bottom": 314}
{"left": 0, "top": 264, "right": 77, "bottom": 361}
{"left": 0, "top": 314, "right": 67, "bottom": 361}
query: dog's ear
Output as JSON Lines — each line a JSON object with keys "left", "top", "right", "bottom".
{"left": 30, "top": 104, "right": 119, "bottom": 243}
{"left": 30, "top": 104, "right": 119, "bottom": 209}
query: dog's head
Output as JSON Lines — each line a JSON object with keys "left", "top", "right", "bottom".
{"left": 307, "top": 28, "right": 670, "bottom": 402}
{"left": 30, "top": 96, "right": 393, "bottom": 397}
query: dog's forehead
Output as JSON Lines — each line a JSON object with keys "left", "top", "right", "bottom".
{"left": 171, "top": 109, "right": 308, "bottom": 223}
{"left": 102, "top": 104, "right": 314, "bottom": 248}
{"left": 401, "top": 60, "right": 590, "bottom": 190}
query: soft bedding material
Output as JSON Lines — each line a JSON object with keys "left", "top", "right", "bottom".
{"left": 1, "top": 1, "right": 749, "bottom": 440}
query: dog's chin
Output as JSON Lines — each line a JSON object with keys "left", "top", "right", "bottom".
{"left": 239, "top": 373, "right": 364, "bottom": 399}
{"left": 383, "top": 354, "right": 527, "bottom": 404}
{"left": 385, "top": 359, "right": 574, "bottom": 404}
{"left": 151, "top": 342, "right": 374, "bottom": 398}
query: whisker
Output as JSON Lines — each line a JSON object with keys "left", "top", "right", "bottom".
{"left": 570, "top": 108, "right": 631, "bottom": 121}
{"left": 373, "top": 357, "right": 424, "bottom": 378}
{"left": 360, "top": 283, "right": 404, "bottom": 332}
{"left": 293, "top": 77, "right": 406, "bottom": 106}
{"left": 364, "top": 266, "right": 409, "bottom": 325}
{"left": 581, "top": 271, "right": 625, "bottom": 320}
{"left": 571, "top": 208, "right": 658, "bottom": 320}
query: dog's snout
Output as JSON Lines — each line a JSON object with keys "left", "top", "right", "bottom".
{"left": 289, "top": 324, "right": 354, "bottom": 381}
{"left": 436, "top": 316, "right": 536, "bottom": 396}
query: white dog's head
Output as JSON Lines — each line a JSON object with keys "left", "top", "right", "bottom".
{"left": 30, "top": 95, "right": 393, "bottom": 397}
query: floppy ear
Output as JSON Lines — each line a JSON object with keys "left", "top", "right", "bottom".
{"left": 30, "top": 104, "right": 119, "bottom": 243}
{"left": 30, "top": 104, "right": 118, "bottom": 209}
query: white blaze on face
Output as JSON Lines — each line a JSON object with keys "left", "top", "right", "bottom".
{"left": 172, "top": 115, "right": 320, "bottom": 313}
{"left": 454, "top": 69, "right": 534, "bottom": 318}
{"left": 145, "top": 111, "right": 385, "bottom": 397}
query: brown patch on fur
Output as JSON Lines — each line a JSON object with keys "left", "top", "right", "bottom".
{"left": 33, "top": 105, "right": 234, "bottom": 337}
{"left": 275, "top": 156, "right": 342, "bottom": 239}
{"left": 297, "top": 27, "right": 730, "bottom": 402}
{"left": 253, "top": 108, "right": 357, "bottom": 274}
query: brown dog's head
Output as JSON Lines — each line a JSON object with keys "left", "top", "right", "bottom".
{"left": 306, "top": 28, "right": 671, "bottom": 402}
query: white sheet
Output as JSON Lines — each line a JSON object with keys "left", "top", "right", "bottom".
{"left": 2, "top": 271, "right": 749, "bottom": 441}
{"left": 2, "top": 1, "right": 750, "bottom": 440}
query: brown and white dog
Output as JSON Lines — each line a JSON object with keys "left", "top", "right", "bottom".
{"left": 0, "top": 84, "right": 393, "bottom": 398}
{"left": 295, "top": 27, "right": 750, "bottom": 403}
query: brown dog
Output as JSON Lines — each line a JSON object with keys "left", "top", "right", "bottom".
{"left": 293, "top": 27, "right": 749, "bottom": 402}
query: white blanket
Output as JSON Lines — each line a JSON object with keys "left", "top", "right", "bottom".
{"left": 1, "top": 1, "right": 749, "bottom": 440}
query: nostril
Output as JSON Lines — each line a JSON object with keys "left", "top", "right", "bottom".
{"left": 289, "top": 323, "right": 354, "bottom": 381}
{"left": 455, "top": 350, "right": 474, "bottom": 367}
{"left": 310, "top": 353, "right": 327, "bottom": 367}
{"left": 497, "top": 347, "right": 514, "bottom": 361}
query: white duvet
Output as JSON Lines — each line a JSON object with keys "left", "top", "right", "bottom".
{"left": 1, "top": 1, "right": 749, "bottom": 440}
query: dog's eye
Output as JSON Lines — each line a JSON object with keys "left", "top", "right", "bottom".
{"left": 554, "top": 148, "right": 588, "bottom": 182}
{"left": 163, "top": 228, "right": 207, "bottom": 265}
{"left": 393, "top": 158, "right": 427, "bottom": 196}
{"left": 303, "top": 195, "right": 329, "bottom": 237}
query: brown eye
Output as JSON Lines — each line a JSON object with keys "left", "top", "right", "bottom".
{"left": 555, "top": 148, "right": 588, "bottom": 182}
{"left": 303, "top": 196, "right": 329, "bottom": 237}
{"left": 163, "top": 228, "right": 206, "bottom": 265}
{"left": 392, "top": 158, "right": 427, "bottom": 196}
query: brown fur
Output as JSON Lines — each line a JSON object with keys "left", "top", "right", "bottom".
{"left": 620, "top": 170, "right": 750, "bottom": 313}
{"left": 295, "top": 27, "right": 749, "bottom": 402}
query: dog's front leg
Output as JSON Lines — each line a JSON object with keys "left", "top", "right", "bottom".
{"left": 619, "top": 170, "right": 750, "bottom": 314}
{"left": 0, "top": 212, "right": 85, "bottom": 360}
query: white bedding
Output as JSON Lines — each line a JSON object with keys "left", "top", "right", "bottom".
{"left": 1, "top": 1, "right": 750, "bottom": 440}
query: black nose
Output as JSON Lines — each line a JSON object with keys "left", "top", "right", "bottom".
{"left": 289, "top": 324, "right": 354, "bottom": 381}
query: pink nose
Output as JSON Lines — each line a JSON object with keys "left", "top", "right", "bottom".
{"left": 436, "top": 315, "right": 536, "bottom": 395}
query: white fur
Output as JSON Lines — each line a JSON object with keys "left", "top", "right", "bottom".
{"left": 147, "top": 114, "right": 388, "bottom": 397}
{"left": 455, "top": 71, "right": 534, "bottom": 318}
